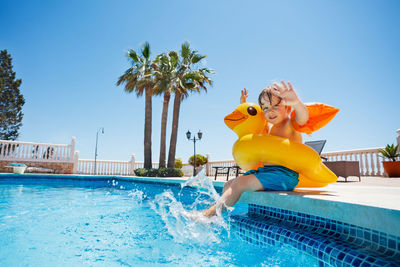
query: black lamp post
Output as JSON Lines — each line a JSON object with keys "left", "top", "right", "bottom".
{"left": 94, "top": 127, "right": 104, "bottom": 175}
{"left": 186, "top": 130, "right": 203, "bottom": 176}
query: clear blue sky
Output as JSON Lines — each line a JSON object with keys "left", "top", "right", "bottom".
{"left": 1, "top": 0, "right": 400, "bottom": 162}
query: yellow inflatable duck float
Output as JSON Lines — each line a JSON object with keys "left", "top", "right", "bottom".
{"left": 225, "top": 103, "right": 338, "bottom": 188}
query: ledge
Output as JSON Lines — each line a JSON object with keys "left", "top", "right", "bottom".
{"left": 238, "top": 189, "right": 400, "bottom": 237}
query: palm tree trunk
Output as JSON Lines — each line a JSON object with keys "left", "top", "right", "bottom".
{"left": 167, "top": 91, "right": 181, "bottom": 168}
{"left": 144, "top": 87, "right": 152, "bottom": 169}
{"left": 158, "top": 92, "right": 170, "bottom": 168}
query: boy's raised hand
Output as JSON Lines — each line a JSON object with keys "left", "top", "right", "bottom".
{"left": 240, "top": 88, "right": 248, "bottom": 103}
{"left": 272, "top": 81, "right": 300, "bottom": 106}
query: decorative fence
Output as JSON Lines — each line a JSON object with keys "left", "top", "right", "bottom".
{"left": 206, "top": 148, "right": 388, "bottom": 178}
{"left": 77, "top": 159, "right": 133, "bottom": 176}
{"left": 0, "top": 138, "right": 75, "bottom": 163}
{"left": 76, "top": 155, "right": 159, "bottom": 175}
{"left": 321, "top": 148, "right": 387, "bottom": 176}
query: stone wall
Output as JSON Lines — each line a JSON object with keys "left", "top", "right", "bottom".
{"left": 0, "top": 160, "right": 74, "bottom": 174}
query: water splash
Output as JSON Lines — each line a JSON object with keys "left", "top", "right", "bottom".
{"left": 150, "top": 169, "right": 231, "bottom": 245}
{"left": 181, "top": 168, "right": 220, "bottom": 202}
{"left": 128, "top": 189, "right": 146, "bottom": 204}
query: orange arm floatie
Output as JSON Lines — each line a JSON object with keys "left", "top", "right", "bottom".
{"left": 290, "top": 103, "right": 339, "bottom": 134}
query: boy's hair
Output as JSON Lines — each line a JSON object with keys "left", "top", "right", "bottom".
{"left": 258, "top": 85, "right": 283, "bottom": 107}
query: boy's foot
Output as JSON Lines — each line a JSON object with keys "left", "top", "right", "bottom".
{"left": 201, "top": 206, "right": 217, "bottom": 217}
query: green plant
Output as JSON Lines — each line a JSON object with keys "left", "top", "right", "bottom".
{"left": 0, "top": 50, "right": 25, "bottom": 140}
{"left": 174, "top": 158, "right": 183, "bottom": 169}
{"left": 188, "top": 154, "right": 208, "bottom": 166}
{"left": 134, "top": 168, "right": 147, "bottom": 176}
{"left": 158, "top": 168, "right": 183, "bottom": 177}
{"left": 166, "top": 168, "right": 184, "bottom": 177}
{"left": 378, "top": 144, "right": 399, "bottom": 162}
{"left": 146, "top": 168, "right": 159, "bottom": 177}
{"left": 135, "top": 167, "right": 184, "bottom": 177}
{"left": 117, "top": 42, "right": 157, "bottom": 169}
{"left": 158, "top": 167, "right": 169, "bottom": 177}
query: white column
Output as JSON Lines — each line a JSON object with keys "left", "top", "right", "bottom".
{"left": 397, "top": 129, "right": 400, "bottom": 148}
{"left": 73, "top": 151, "right": 79, "bottom": 174}
{"left": 70, "top": 137, "right": 76, "bottom": 161}
{"left": 130, "top": 154, "right": 136, "bottom": 175}
{"left": 205, "top": 153, "right": 210, "bottom": 176}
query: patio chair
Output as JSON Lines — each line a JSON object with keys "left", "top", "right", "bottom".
{"left": 305, "top": 140, "right": 328, "bottom": 161}
{"left": 305, "top": 140, "right": 361, "bottom": 182}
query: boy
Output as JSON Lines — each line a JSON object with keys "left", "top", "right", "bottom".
{"left": 202, "top": 81, "right": 309, "bottom": 217}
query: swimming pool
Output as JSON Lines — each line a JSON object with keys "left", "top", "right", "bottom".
{"left": 0, "top": 176, "right": 318, "bottom": 266}
{"left": 0, "top": 174, "right": 399, "bottom": 266}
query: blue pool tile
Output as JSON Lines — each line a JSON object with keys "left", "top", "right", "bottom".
{"left": 240, "top": 205, "right": 400, "bottom": 266}
{"left": 360, "top": 262, "right": 372, "bottom": 267}
{"left": 352, "top": 257, "right": 362, "bottom": 266}
{"left": 388, "top": 238, "right": 396, "bottom": 249}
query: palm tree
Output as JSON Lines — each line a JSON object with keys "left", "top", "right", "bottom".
{"left": 153, "top": 52, "right": 179, "bottom": 168}
{"left": 116, "top": 42, "right": 155, "bottom": 169}
{"left": 167, "top": 42, "right": 214, "bottom": 168}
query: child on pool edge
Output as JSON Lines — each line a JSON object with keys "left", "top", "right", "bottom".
{"left": 202, "top": 80, "right": 309, "bottom": 217}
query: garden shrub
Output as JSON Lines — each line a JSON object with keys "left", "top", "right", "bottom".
{"left": 134, "top": 168, "right": 147, "bottom": 176}
{"left": 146, "top": 168, "right": 159, "bottom": 177}
{"left": 134, "top": 168, "right": 183, "bottom": 177}
{"left": 174, "top": 158, "right": 183, "bottom": 169}
{"left": 158, "top": 167, "right": 169, "bottom": 177}
{"left": 165, "top": 168, "right": 184, "bottom": 177}
{"left": 188, "top": 154, "right": 208, "bottom": 166}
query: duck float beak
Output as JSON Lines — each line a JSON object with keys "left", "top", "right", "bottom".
{"left": 224, "top": 109, "right": 248, "bottom": 130}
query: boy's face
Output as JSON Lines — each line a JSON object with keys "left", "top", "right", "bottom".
{"left": 260, "top": 94, "right": 289, "bottom": 124}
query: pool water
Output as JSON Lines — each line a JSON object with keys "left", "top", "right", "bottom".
{"left": 0, "top": 177, "right": 319, "bottom": 266}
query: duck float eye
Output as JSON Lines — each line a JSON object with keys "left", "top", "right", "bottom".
{"left": 247, "top": 106, "right": 257, "bottom": 116}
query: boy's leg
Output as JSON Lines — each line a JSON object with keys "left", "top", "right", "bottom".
{"left": 223, "top": 179, "right": 234, "bottom": 193}
{"left": 202, "top": 174, "right": 263, "bottom": 217}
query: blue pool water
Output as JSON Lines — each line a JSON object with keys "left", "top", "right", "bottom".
{"left": 0, "top": 177, "right": 319, "bottom": 266}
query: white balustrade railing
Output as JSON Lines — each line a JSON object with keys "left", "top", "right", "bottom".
{"left": 77, "top": 159, "right": 133, "bottom": 176}
{"left": 205, "top": 148, "right": 389, "bottom": 177}
{"left": 322, "top": 147, "right": 386, "bottom": 176}
{"left": 0, "top": 138, "right": 75, "bottom": 163}
{"left": 76, "top": 156, "right": 159, "bottom": 176}
{"left": 134, "top": 162, "right": 159, "bottom": 169}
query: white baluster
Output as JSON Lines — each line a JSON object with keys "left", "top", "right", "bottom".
{"left": 369, "top": 152, "right": 375, "bottom": 176}
{"left": 375, "top": 151, "right": 381, "bottom": 176}
{"left": 363, "top": 152, "right": 369, "bottom": 176}
{"left": 359, "top": 153, "right": 365, "bottom": 176}
{"left": 22, "top": 144, "right": 26, "bottom": 159}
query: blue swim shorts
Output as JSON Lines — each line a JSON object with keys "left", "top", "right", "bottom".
{"left": 244, "top": 165, "right": 299, "bottom": 191}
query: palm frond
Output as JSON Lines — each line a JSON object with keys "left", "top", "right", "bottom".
{"left": 141, "top": 42, "right": 151, "bottom": 60}
{"left": 126, "top": 49, "right": 140, "bottom": 63}
{"left": 191, "top": 54, "right": 206, "bottom": 64}
{"left": 169, "top": 51, "right": 179, "bottom": 68}
{"left": 181, "top": 42, "right": 190, "bottom": 61}
{"left": 378, "top": 144, "right": 399, "bottom": 161}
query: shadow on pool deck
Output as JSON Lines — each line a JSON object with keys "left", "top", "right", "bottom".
{"left": 213, "top": 175, "right": 400, "bottom": 211}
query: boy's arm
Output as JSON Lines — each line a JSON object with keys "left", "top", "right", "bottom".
{"left": 273, "top": 81, "right": 309, "bottom": 126}
{"left": 240, "top": 88, "right": 248, "bottom": 104}
{"left": 291, "top": 102, "right": 309, "bottom": 126}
